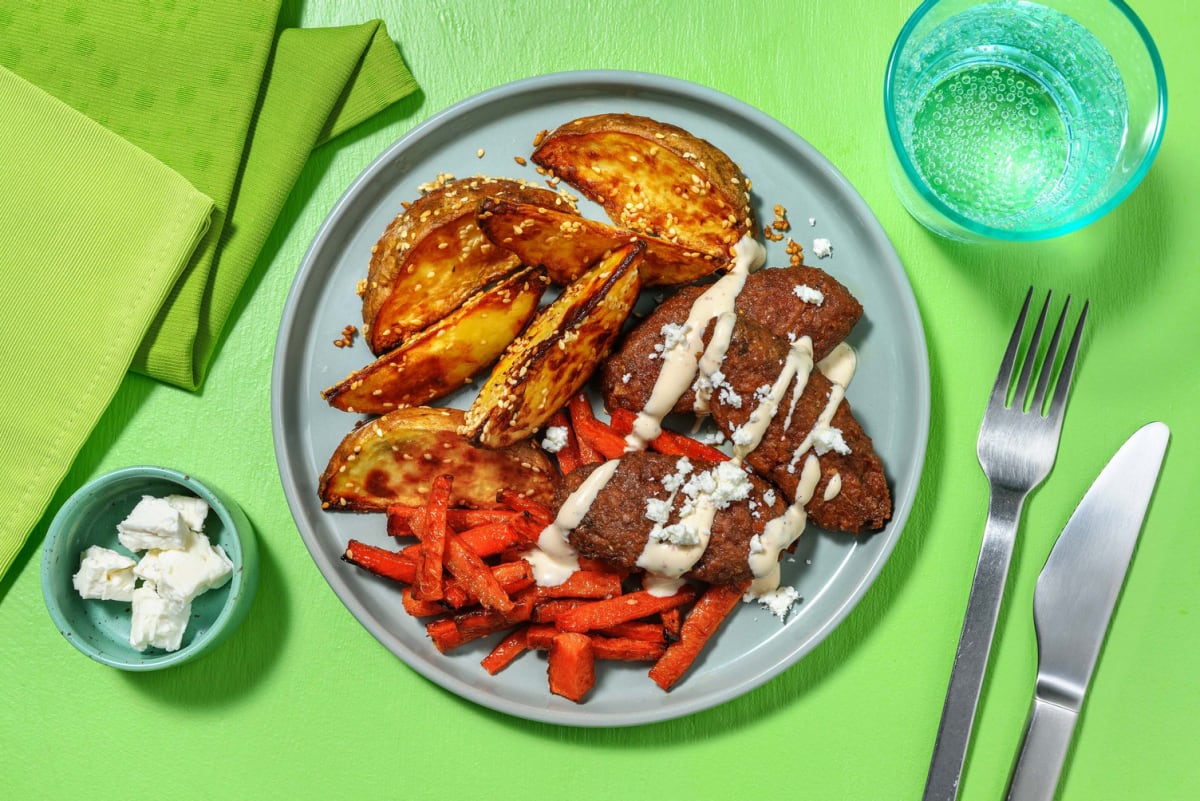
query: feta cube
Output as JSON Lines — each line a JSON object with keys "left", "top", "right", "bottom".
{"left": 129, "top": 583, "right": 191, "bottom": 652}
{"left": 134, "top": 531, "right": 234, "bottom": 603}
{"left": 165, "top": 494, "right": 209, "bottom": 532}
{"left": 116, "top": 496, "right": 189, "bottom": 552}
{"left": 72, "top": 546, "right": 137, "bottom": 602}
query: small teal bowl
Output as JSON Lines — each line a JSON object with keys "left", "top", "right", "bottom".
{"left": 41, "top": 466, "right": 259, "bottom": 670}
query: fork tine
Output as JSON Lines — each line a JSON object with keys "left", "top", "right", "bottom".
{"left": 989, "top": 287, "right": 1034, "bottom": 408}
{"left": 1012, "top": 291, "right": 1052, "bottom": 409}
{"left": 1030, "top": 295, "right": 1071, "bottom": 413}
{"left": 1046, "top": 299, "right": 1089, "bottom": 422}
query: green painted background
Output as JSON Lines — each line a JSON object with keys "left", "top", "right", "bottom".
{"left": 2, "top": 1, "right": 1195, "bottom": 799}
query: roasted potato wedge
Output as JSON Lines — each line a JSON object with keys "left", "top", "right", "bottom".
{"left": 477, "top": 198, "right": 726, "bottom": 287}
{"left": 363, "top": 177, "right": 569, "bottom": 355}
{"left": 323, "top": 266, "right": 550, "bottom": 414}
{"left": 318, "top": 407, "right": 557, "bottom": 511}
{"left": 531, "top": 113, "right": 753, "bottom": 258}
{"left": 463, "top": 241, "right": 645, "bottom": 448}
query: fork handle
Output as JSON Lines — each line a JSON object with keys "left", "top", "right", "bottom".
{"left": 923, "top": 486, "right": 1026, "bottom": 801}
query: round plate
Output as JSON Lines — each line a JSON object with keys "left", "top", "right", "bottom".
{"left": 271, "top": 70, "right": 930, "bottom": 726}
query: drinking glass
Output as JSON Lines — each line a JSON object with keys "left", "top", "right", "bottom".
{"left": 885, "top": 0, "right": 1166, "bottom": 242}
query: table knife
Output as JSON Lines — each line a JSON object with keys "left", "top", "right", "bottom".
{"left": 1005, "top": 421, "right": 1169, "bottom": 801}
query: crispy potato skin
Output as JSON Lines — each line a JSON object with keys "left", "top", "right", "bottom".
{"left": 318, "top": 407, "right": 557, "bottom": 511}
{"left": 463, "top": 241, "right": 644, "bottom": 448}
{"left": 477, "top": 198, "right": 726, "bottom": 287}
{"left": 532, "top": 113, "right": 753, "bottom": 258}
{"left": 323, "top": 266, "right": 550, "bottom": 414}
{"left": 363, "top": 178, "right": 568, "bottom": 354}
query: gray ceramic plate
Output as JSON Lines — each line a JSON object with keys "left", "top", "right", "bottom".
{"left": 272, "top": 70, "right": 929, "bottom": 727}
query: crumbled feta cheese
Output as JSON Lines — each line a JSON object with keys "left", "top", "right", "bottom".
{"left": 117, "top": 496, "right": 189, "bottom": 552}
{"left": 661, "top": 457, "right": 694, "bottom": 493}
{"left": 540, "top": 425, "right": 568, "bottom": 453}
{"left": 134, "top": 531, "right": 233, "bottom": 603}
{"left": 644, "top": 497, "right": 672, "bottom": 526}
{"left": 129, "top": 582, "right": 191, "bottom": 652}
{"left": 72, "top": 546, "right": 137, "bottom": 602}
{"left": 812, "top": 238, "right": 833, "bottom": 259}
{"left": 166, "top": 494, "right": 209, "bottom": 533}
{"left": 621, "top": 372, "right": 631, "bottom": 384}
{"left": 792, "top": 284, "right": 825, "bottom": 305}
{"left": 808, "top": 217, "right": 816, "bottom": 227}
{"left": 650, "top": 522, "right": 701, "bottom": 546}
{"left": 660, "top": 322, "right": 692, "bottom": 352}
{"left": 744, "top": 585, "right": 801, "bottom": 620}
{"left": 763, "top": 488, "right": 777, "bottom": 507}
{"left": 718, "top": 384, "right": 743, "bottom": 409}
{"left": 811, "top": 424, "right": 851, "bottom": 455}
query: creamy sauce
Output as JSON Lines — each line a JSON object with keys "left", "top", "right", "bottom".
{"left": 747, "top": 455, "right": 821, "bottom": 593}
{"left": 526, "top": 459, "right": 620, "bottom": 586}
{"left": 817, "top": 342, "right": 857, "bottom": 388}
{"left": 625, "top": 237, "right": 766, "bottom": 450}
{"left": 636, "top": 494, "right": 718, "bottom": 583}
{"left": 823, "top": 472, "right": 843, "bottom": 501}
{"left": 732, "top": 336, "right": 814, "bottom": 462}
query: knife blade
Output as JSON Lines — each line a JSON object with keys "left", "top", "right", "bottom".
{"left": 1005, "top": 421, "right": 1169, "bottom": 801}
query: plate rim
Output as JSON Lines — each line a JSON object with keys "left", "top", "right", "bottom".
{"left": 271, "top": 68, "right": 931, "bottom": 727}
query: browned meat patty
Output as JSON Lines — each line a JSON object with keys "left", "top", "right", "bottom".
{"left": 706, "top": 315, "right": 891, "bottom": 533}
{"left": 557, "top": 452, "right": 787, "bottom": 585}
{"left": 598, "top": 302, "right": 891, "bottom": 533}
{"left": 599, "top": 264, "right": 862, "bottom": 414}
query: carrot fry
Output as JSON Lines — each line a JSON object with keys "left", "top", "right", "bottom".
{"left": 343, "top": 539, "right": 416, "bottom": 584}
{"left": 557, "top": 586, "right": 697, "bottom": 633}
{"left": 536, "top": 570, "right": 624, "bottom": 600}
{"left": 568, "top": 392, "right": 624, "bottom": 461}
{"left": 595, "top": 621, "right": 667, "bottom": 643}
{"left": 444, "top": 560, "right": 534, "bottom": 609}
{"left": 548, "top": 632, "right": 596, "bottom": 702}
{"left": 481, "top": 626, "right": 531, "bottom": 675}
{"left": 412, "top": 475, "right": 453, "bottom": 601}
{"left": 546, "top": 410, "right": 583, "bottom": 474}
{"left": 387, "top": 505, "right": 522, "bottom": 536}
{"left": 402, "top": 587, "right": 448, "bottom": 617}
{"left": 649, "top": 581, "right": 749, "bottom": 691}
{"left": 591, "top": 637, "right": 667, "bottom": 662}
{"left": 531, "top": 598, "right": 588, "bottom": 623}
{"left": 609, "top": 407, "right": 729, "bottom": 462}
{"left": 442, "top": 528, "right": 515, "bottom": 613}
{"left": 660, "top": 607, "right": 683, "bottom": 641}
{"left": 496, "top": 490, "right": 555, "bottom": 526}
{"left": 426, "top": 593, "right": 536, "bottom": 653}
{"left": 398, "top": 521, "right": 530, "bottom": 563}
{"left": 525, "top": 624, "right": 559, "bottom": 650}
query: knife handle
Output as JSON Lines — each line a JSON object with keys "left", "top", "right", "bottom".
{"left": 1005, "top": 695, "right": 1079, "bottom": 801}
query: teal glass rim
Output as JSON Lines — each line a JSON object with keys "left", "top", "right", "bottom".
{"left": 883, "top": 0, "right": 1167, "bottom": 242}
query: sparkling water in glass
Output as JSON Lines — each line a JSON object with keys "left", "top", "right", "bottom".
{"left": 885, "top": 0, "right": 1166, "bottom": 241}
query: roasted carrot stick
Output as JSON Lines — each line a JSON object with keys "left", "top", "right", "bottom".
{"left": 548, "top": 632, "right": 596, "bottom": 702}
{"left": 556, "top": 586, "right": 697, "bottom": 633}
{"left": 442, "top": 528, "right": 515, "bottom": 613}
{"left": 649, "top": 581, "right": 749, "bottom": 691}
{"left": 387, "top": 506, "right": 523, "bottom": 536}
{"left": 343, "top": 539, "right": 416, "bottom": 584}
{"left": 496, "top": 490, "right": 555, "bottom": 526}
{"left": 402, "top": 587, "right": 448, "bottom": 617}
{"left": 590, "top": 637, "right": 667, "bottom": 662}
{"left": 568, "top": 392, "right": 623, "bottom": 461}
{"left": 444, "top": 560, "right": 534, "bottom": 609}
{"left": 545, "top": 410, "right": 583, "bottom": 475}
{"left": 481, "top": 626, "right": 531, "bottom": 675}
{"left": 535, "top": 570, "right": 624, "bottom": 600}
{"left": 412, "top": 475, "right": 453, "bottom": 601}
{"left": 608, "top": 407, "right": 730, "bottom": 462}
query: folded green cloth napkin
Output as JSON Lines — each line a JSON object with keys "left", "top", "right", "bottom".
{"left": 0, "top": 0, "right": 418, "bottom": 579}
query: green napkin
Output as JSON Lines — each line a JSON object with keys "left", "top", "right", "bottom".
{"left": 0, "top": 1, "right": 418, "bottom": 578}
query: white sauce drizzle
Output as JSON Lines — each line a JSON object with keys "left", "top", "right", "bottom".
{"left": 731, "top": 336, "right": 813, "bottom": 462}
{"left": 823, "top": 472, "right": 843, "bottom": 502}
{"left": 747, "top": 455, "right": 822, "bottom": 594}
{"left": 525, "top": 459, "right": 620, "bottom": 586}
{"left": 624, "top": 237, "right": 766, "bottom": 451}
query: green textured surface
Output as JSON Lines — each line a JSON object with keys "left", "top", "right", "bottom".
{"left": 2, "top": 1, "right": 1196, "bottom": 799}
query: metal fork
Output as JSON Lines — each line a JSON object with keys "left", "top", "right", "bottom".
{"left": 923, "top": 288, "right": 1089, "bottom": 801}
